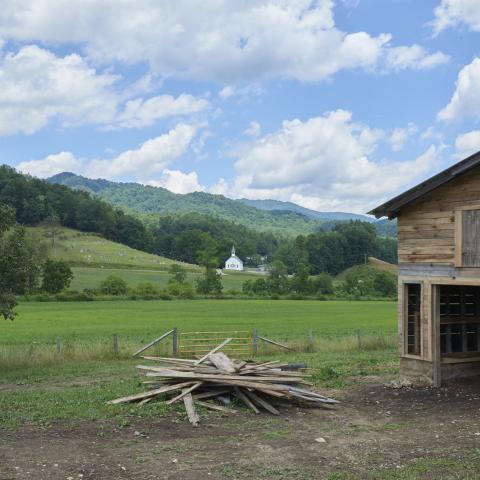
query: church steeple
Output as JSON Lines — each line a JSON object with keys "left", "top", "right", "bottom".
{"left": 231, "top": 245, "right": 235, "bottom": 256}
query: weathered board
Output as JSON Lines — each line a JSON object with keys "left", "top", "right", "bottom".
{"left": 397, "top": 168, "right": 480, "bottom": 265}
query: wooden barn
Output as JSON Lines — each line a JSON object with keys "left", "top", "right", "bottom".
{"left": 370, "top": 151, "right": 480, "bottom": 386}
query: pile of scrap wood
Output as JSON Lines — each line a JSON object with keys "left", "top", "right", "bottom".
{"left": 108, "top": 349, "right": 339, "bottom": 426}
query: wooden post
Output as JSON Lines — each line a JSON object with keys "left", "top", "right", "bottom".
{"left": 308, "top": 330, "right": 314, "bottom": 342}
{"left": 56, "top": 337, "right": 61, "bottom": 354}
{"left": 356, "top": 329, "right": 362, "bottom": 349}
{"left": 172, "top": 327, "right": 178, "bottom": 357}
{"left": 252, "top": 328, "right": 258, "bottom": 355}
{"left": 113, "top": 334, "right": 119, "bottom": 355}
{"left": 432, "top": 285, "right": 442, "bottom": 388}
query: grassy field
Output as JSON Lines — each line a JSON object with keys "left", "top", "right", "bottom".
{"left": 28, "top": 226, "right": 198, "bottom": 271}
{"left": 2, "top": 299, "right": 396, "bottom": 348}
{"left": 69, "top": 267, "right": 264, "bottom": 291}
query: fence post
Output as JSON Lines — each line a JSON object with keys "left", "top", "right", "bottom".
{"left": 172, "top": 327, "right": 178, "bottom": 357}
{"left": 253, "top": 328, "right": 258, "bottom": 355}
{"left": 113, "top": 334, "right": 119, "bottom": 355}
{"left": 308, "top": 330, "right": 314, "bottom": 342}
{"left": 55, "top": 337, "right": 61, "bottom": 354}
{"left": 356, "top": 329, "right": 362, "bottom": 349}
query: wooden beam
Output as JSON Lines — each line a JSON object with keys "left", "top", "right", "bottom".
{"left": 257, "top": 335, "right": 292, "bottom": 351}
{"left": 132, "top": 329, "right": 174, "bottom": 357}
{"left": 193, "top": 338, "right": 233, "bottom": 365}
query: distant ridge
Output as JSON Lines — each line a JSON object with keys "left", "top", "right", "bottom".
{"left": 239, "top": 198, "right": 370, "bottom": 222}
{"left": 48, "top": 172, "right": 380, "bottom": 236}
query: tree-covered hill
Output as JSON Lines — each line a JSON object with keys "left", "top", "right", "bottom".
{"left": 48, "top": 172, "right": 375, "bottom": 236}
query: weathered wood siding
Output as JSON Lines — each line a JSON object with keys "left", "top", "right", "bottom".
{"left": 398, "top": 168, "right": 480, "bottom": 264}
{"left": 462, "top": 209, "right": 480, "bottom": 267}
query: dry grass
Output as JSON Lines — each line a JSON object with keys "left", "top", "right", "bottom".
{"left": 0, "top": 333, "right": 396, "bottom": 370}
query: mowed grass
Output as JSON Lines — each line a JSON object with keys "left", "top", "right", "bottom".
{"left": 70, "top": 267, "right": 264, "bottom": 291}
{"left": 2, "top": 299, "right": 396, "bottom": 347}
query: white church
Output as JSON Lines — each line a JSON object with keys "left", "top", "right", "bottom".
{"left": 224, "top": 245, "right": 244, "bottom": 271}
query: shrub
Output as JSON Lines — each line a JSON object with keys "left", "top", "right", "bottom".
{"left": 167, "top": 282, "right": 195, "bottom": 299}
{"left": 311, "top": 273, "right": 334, "bottom": 295}
{"left": 373, "top": 271, "right": 397, "bottom": 297}
{"left": 99, "top": 275, "right": 129, "bottom": 295}
{"left": 41, "top": 259, "right": 73, "bottom": 293}
{"left": 136, "top": 282, "right": 159, "bottom": 298}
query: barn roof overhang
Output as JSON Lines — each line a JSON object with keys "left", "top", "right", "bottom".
{"left": 368, "top": 150, "right": 480, "bottom": 219}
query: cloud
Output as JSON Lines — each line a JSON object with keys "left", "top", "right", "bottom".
{"left": 88, "top": 123, "right": 197, "bottom": 179}
{"left": 17, "top": 151, "right": 82, "bottom": 178}
{"left": 17, "top": 123, "right": 197, "bottom": 181}
{"left": 389, "top": 123, "right": 418, "bottom": 151}
{"left": 0, "top": 1, "right": 448, "bottom": 84}
{"left": 210, "top": 178, "right": 229, "bottom": 196}
{"left": 116, "top": 94, "right": 209, "bottom": 129}
{"left": 384, "top": 45, "right": 449, "bottom": 71}
{"left": 146, "top": 169, "right": 204, "bottom": 194}
{"left": 455, "top": 130, "right": 480, "bottom": 158}
{"left": 243, "top": 121, "right": 261, "bottom": 137}
{"left": 229, "top": 110, "right": 440, "bottom": 212}
{"left": 431, "top": 0, "right": 480, "bottom": 34}
{"left": 0, "top": 44, "right": 208, "bottom": 135}
{"left": 0, "top": 45, "right": 118, "bottom": 135}
{"left": 438, "top": 58, "right": 480, "bottom": 122}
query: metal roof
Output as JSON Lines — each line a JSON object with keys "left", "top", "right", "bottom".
{"left": 368, "top": 150, "right": 480, "bottom": 219}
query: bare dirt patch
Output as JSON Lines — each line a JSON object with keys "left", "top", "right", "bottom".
{"left": 1, "top": 378, "right": 480, "bottom": 479}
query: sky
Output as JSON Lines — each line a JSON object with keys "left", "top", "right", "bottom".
{"left": 1, "top": 0, "right": 480, "bottom": 214}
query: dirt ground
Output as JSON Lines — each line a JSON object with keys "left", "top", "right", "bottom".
{"left": 1, "top": 378, "right": 480, "bottom": 480}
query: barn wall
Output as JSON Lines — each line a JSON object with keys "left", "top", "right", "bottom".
{"left": 397, "top": 169, "right": 480, "bottom": 264}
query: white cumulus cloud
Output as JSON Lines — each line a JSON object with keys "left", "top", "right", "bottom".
{"left": 17, "top": 151, "right": 82, "bottom": 178}
{"left": 229, "top": 110, "right": 440, "bottom": 212}
{"left": 455, "top": 130, "right": 480, "bottom": 158}
{"left": 0, "top": 1, "right": 448, "bottom": 84}
{"left": 17, "top": 123, "right": 197, "bottom": 182}
{"left": 431, "top": 0, "right": 480, "bottom": 34}
{"left": 146, "top": 169, "right": 204, "bottom": 194}
{"left": 438, "top": 58, "right": 480, "bottom": 122}
{"left": 385, "top": 45, "right": 449, "bottom": 71}
{"left": 243, "top": 121, "right": 261, "bottom": 137}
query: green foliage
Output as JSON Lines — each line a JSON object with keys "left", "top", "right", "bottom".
{"left": 0, "top": 165, "right": 152, "bottom": 253}
{"left": 49, "top": 172, "right": 328, "bottom": 236}
{"left": 41, "top": 259, "right": 73, "bottom": 293}
{"left": 196, "top": 268, "right": 223, "bottom": 295}
{"left": 135, "top": 282, "right": 159, "bottom": 297}
{"left": 311, "top": 273, "right": 334, "bottom": 295}
{"left": 166, "top": 281, "right": 195, "bottom": 299}
{"left": 343, "top": 266, "right": 397, "bottom": 298}
{"left": 99, "top": 275, "right": 129, "bottom": 295}
{"left": 168, "top": 264, "right": 187, "bottom": 284}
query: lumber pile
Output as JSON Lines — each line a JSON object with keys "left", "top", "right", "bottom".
{"left": 108, "top": 351, "right": 339, "bottom": 426}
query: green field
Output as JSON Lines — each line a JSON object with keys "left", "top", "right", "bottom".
{"left": 2, "top": 299, "right": 396, "bottom": 347}
{"left": 28, "top": 226, "right": 198, "bottom": 271}
{"left": 69, "top": 267, "right": 264, "bottom": 291}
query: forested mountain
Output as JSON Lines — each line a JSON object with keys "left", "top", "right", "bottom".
{"left": 48, "top": 172, "right": 372, "bottom": 236}
{"left": 239, "top": 198, "right": 370, "bottom": 222}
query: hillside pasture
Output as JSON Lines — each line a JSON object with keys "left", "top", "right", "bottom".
{"left": 28, "top": 226, "right": 198, "bottom": 271}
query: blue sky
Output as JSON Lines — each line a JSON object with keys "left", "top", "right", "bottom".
{"left": 1, "top": 0, "right": 480, "bottom": 213}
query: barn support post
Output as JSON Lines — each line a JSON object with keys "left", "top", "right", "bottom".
{"left": 432, "top": 285, "right": 441, "bottom": 387}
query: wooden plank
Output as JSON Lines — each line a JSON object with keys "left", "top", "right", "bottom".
{"left": 195, "top": 400, "right": 238, "bottom": 413}
{"left": 208, "top": 352, "right": 237, "bottom": 373}
{"left": 234, "top": 387, "right": 259, "bottom": 413}
{"left": 455, "top": 210, "right": 463, "bottom": 267}
{"left": 193, "top": 338, "right": 233, "bottom": 365}
{"left": 107, "top": 381, "right": 194, "bottom": 404}
{"left": 243, "top": 390, "right": 280, "bottom": 415}
{"left": 256, "top": 335, "right": 292, "bottom": 350}
{"left": 183, "top": 392, "right": 200, "bottom": 426}
{"left": 166, "top": 382, "right": 203, "bottom": 405}
{"left": 132, "top": 329, "right": 174, "bottom": 357}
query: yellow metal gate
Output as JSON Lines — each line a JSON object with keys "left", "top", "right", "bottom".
{"left": 178, "top": 330, "right": 251, "bottom": 358}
